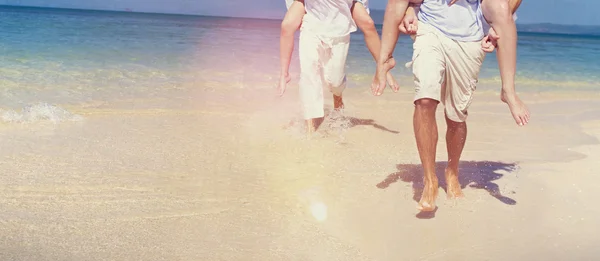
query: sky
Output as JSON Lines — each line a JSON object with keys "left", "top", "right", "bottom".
{"left": 1, "top": 0, "right": 599, "bottom": 26}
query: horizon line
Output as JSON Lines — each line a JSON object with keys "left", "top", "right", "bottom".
{"left": 1, "top": 4, "right": 599, "bottom": 28}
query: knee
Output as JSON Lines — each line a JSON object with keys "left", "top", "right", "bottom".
{"left": 281, "top": 18, "right": 299, "bottom": 35}
{"left": 482, "top": 0, "right": 512, "bottom": 22}
{"left": 415, "top": 98, "right": 439, "bottom": 112}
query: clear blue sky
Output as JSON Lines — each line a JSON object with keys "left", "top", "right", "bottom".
{"left": 1, "top": 0, "right": 599, "bottom": 25}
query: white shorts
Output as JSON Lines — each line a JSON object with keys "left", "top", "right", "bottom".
{"left": 410, "top": 22, "right": 486, "bottom": 122}
{"left": 298, "top": 31, "right": 350, "bottom": 119}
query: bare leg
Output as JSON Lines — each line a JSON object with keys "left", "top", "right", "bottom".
{"left": 482, "top": 0, "right": 530, "bottom": 126}
{"left": 414, "top": 99, "right": 439, "bottom": 211}
{"left": 278, "top": 0, "right": 305, "bottom": 96}
{"left": 333, "top": 94, "right": 344, "bottom": 111}
{"left": 371, "top": 0, "right": 411, "bottom": 96}
{"left": 306, "top": 118, "right": 315, "bottom": 137}
{"left": 351, "top": 2, "right": 398, "bottom": 91}
{"left": 445, "top": 114, "right": 466, "bottom": 199}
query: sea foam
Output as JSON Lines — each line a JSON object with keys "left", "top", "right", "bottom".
{"left": 1, "top": 103, "right": 83, "bottom": 123}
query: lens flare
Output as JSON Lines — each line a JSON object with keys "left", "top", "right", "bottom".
{"left": 310, "top": 202, "right": 328, "bottom": 222}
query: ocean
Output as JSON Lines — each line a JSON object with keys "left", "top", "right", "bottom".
{"left": 3, "top": 6, "right": 600, "bottom": 260}
{"left": 1, "top": 5, "right": 599, "bottom": 111}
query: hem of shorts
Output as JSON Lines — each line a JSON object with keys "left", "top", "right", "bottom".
{"left": 413, "top": 93, "right": 441, "bottom": 104}
{"left": 444, "top": 109, "right": 467, "bottom": 123}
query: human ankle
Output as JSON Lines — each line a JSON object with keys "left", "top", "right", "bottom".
{"left": 424, "top": 175, "right": 438, "bottom": 184}
{"left": 445, "top": 165, "right": 459, "bottom": 175}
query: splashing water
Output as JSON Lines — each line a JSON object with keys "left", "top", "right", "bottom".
{"left": 322, "top": 109, "right": 352, "bottom": 142}
{"left": 283, "top": 109, "right": 353, "bottom": 141}
{"left": 1, "top": 103, "right": 83, "bottom": 123}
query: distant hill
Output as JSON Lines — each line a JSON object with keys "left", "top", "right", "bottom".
{"left": 369, "top": 9, "right": 600, "bottom": 36}
{"left": 516, "top": 23, "right": 600, "bottom": 36}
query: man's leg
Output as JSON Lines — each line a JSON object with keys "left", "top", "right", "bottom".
{"left": 323, "top": 35, "right": 351, "bottom": 111}
{"left": 298, "top": 31, "right": 325, "bottom": 135}
{"left": 410, "top": 23, "right": 446, "bottom": 211}
{"left": 445, "top": 115, "right": 466, "bottom": 198}
{"left": 481, "top": 0, "right": 530, "bottom": 126}
{"left": 351, "top": 1, "right": 399, "bottom": 91}
{"left": 442, "top": 33, "right": 486, "bottom": 198}
{"left": 278, "top": 0, "right": 305, "bottom": 96}
{"left": 414, "top": 98, "right": 440, "bottom": 211}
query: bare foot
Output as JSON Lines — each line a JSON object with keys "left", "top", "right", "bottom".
{"left": 277, "top": 73, "right": 291, "bottom": 96}
{"left": 418, "top": 177, "right": 438, "bottom": 212}
{"left": 386, "top": 71, "right": 399, "bottom": 93}
{"left": 333, "top": 94, "right": 344, "bottom": 111}
{"left": 501, "top": 90, "right": 530, "bottom": 126}
{"left": 445, "top": 168, "right": 464, "bottom": 199}
{"left": 371, "top": 57, "right": 396, "bottom": 96}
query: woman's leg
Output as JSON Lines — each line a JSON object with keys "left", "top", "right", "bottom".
{"left": 481, "top": 0, "right": 530, "bottom": 126}
{"left": 352, "top": 1, "right": 405, "bottom": 91}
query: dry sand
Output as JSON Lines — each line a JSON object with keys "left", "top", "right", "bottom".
{"left": 1, "top": 86, "right": 599, "bottom": 260}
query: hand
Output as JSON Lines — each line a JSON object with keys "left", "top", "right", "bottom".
{"left": 371, "top": 57, "right": 397, "bottom": 96}
{"left": 399, "top": 13, "right": 418, "bottom": 35}
{"left": 448, "top": 0, "right": 458, "bottom": 5}
{"left": 481, "top": 27, "right": 499, "bottom": 53}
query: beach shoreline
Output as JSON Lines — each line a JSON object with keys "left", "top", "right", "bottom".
{"left": 1, "top": 85, "right": 600, "bottom": 260}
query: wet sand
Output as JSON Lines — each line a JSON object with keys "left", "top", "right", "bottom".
{"left": 1, "top": 86, "right": 599, "bottom": 260}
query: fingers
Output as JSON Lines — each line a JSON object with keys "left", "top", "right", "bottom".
{"left": 399, "top": 23, "right": 408, "bottom": 34}
{"left": 408, "top": 20, "right": 418, "bottom": 34}
{"left": 482, "top": 43, "right": 495, "bottom": 53}
{"left": 400, "top": 17, "right": 418, "bottom": 35}
{"left": 481, "top": 36, "right": 494, "bottom": 53}
{"left": 448, "top": 0, "right": 458, "bottom": 6}
{"left": 407, "top": 23, "right": 417, "bottom": 34}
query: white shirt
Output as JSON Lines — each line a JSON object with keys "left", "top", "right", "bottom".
{"left": 301, "top": 0, "right": 364, "bottom": 38}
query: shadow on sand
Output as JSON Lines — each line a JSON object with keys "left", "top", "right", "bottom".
{"left": 348, "top": 118, "right": 399, "bottom": 134}
{"left": 377, "top": 161, "right": 518, "bottom": 219}
{"left": 314, "top": 108, "right": 399, "bottom": 134}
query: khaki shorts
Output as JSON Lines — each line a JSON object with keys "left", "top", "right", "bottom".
{"left": 409, "top": 22, "right": 486, "bottom": 122}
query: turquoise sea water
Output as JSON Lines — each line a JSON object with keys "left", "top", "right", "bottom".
{"left": 1, "top": 6, "right": 600, "bottom": 109}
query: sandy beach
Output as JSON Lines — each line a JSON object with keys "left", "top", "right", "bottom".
{"left": 1, "top": 84, "right": 599, "bottom": 260}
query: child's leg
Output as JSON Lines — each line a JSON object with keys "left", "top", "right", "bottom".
{"left": 482, "top": 0, "right": 529, "bottom": 126}
{"left": 351, "top": 1, "right": 399, "bottom": 91}
{"left": 278, "top": 0, "right": 305, "bottom": 96}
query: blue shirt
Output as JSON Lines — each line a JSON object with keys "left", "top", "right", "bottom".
{"left": 418, "top": 0, "right": 485, "bottom": 42}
